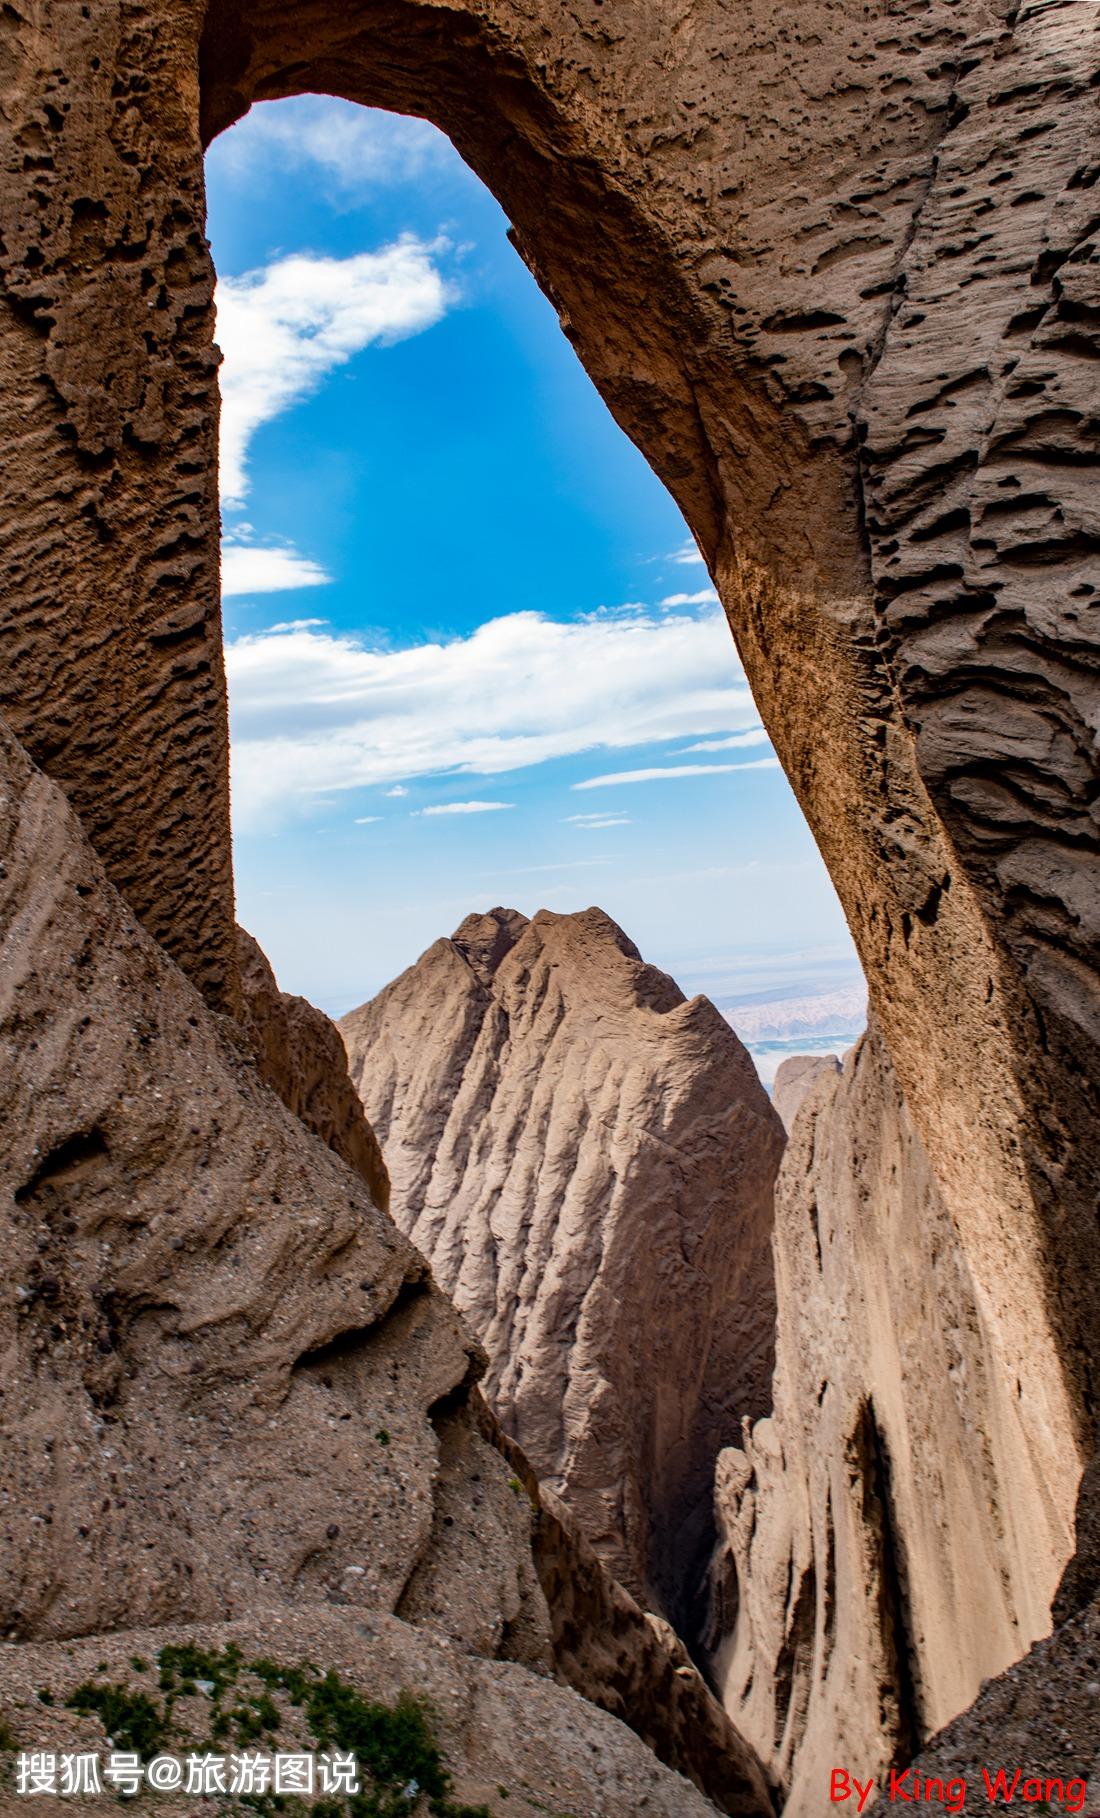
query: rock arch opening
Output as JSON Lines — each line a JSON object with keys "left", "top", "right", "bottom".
{"left": 204, "top": 85, "right": 855, "bottom": 1643}
{"left": 194, "top": 0, "right": 1098, "bottom": 1599}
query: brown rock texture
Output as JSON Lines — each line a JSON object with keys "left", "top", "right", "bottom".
{"left": 709, "top": 1026, "right": 1075, "bottom": 1811}
{"left": 236, "top": 926, "right": 390, "bottom": 1212}
{"left": 909, "top": 1595, "right": 1100, "bottom": 1798}
{"left": 771, "top": 1054, "right": 842, "bottom": 1133}
{"left": 0, "top": 0, "right": 1097, "bottom": 1788}
{"left": 341, "top": 906, "right": 783, "bottom": 1623}
{"left": 1, "top": 5, "right": 1094, "bottom": 1592}
{"left": 0, "top": 711, "right": 771, "bottom": 1816}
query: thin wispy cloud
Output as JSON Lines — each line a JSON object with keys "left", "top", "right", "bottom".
{"left": 386, "top": 785, "right": 409, "bottom": 798}
{"left": 216, "top": 237, "right": 455, "bottom": 505}
{"left": 490, "top": 858, "right": 612, "bottom": 875}
{"left": 670, "top": 538, "right": 707, "bottom": 566}
{"left": 226, "top": 607, "right": 756, "bottom": 831}
{"left": 573, "top": 759, "right": 780, "bottom": 790}
{"left": 354, "top": 815, "right": 381, "bottom": 824}
{"left": 418, "top": 801, "right": 514, "bottom": 816}
{"left": 565, "top": 811, "right": 632, "bottom": 830}
{"left": 222, "top": 544, "right": 331, "bottom": 596}
{"left": 682, "top": 728, "right": 770, "bottom": 753}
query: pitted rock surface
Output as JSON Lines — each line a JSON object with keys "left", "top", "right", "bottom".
{"left": 342, "top": 906, "right": 783, "bottom": 1627}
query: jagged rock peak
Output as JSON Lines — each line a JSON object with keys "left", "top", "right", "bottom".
{"left": 341, "top": 905, "right": 784, "bottom": 1632}
{"left": 451, "top": 905, "right": 530, "bottom": 984}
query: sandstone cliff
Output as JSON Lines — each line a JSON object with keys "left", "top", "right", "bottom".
{"left": 0, "top": 713, "right": 772, "bottom": 1816}
{"left": 341, "top": 906, "right": 784, "bottom": 1626}
{"left": 709, "top": 1026, "right": 1074, "bottom": 1811}
{"left": 236, "top": 925, "right": 390, "bottom": 1211}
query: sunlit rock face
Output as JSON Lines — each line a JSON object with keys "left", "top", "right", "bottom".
{"left": 342, "top": 905, "right": 784, "bottom": 1627}
{"left": 709, "top": 1026, "right": 1076, "bottom": 1811}
{"left": 771, "top": 1054, "right": 842, "bottom": 1132}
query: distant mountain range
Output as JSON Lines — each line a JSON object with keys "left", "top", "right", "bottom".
{"left": 723, "top": 983, "right": 868, "bottom": 1044}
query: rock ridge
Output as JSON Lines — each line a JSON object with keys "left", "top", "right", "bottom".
{"left": 342, "top": 904, "right": 784, "bottom": 1630}
{"left": 236, "top": 925, "right": 390, "bottom": 1212}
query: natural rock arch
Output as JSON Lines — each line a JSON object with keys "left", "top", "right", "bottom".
{"left": 207, "top": 7, "right": 1100, "bottom": 1597}
{"left": 0, "top": 0, "right": 1096, "bottom": 1722}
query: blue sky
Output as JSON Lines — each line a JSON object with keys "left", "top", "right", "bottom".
{"left": 205, "top": 97, "right": 862, "bottom": 1034}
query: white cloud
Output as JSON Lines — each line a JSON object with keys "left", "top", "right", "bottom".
{"left": 225, "top": 606, "right": 757, "bottom": 832}
{"left": 267, "top": 617, "right": 328, "bottom": 633}
{"left": 492, "top": 858, "right": 611, "bottom": 875}
{"left": 354, "top": 815, "right": 381, "bottom": 824}
{"left": 418, "top": 801, "right": 514, "bottom": 816}
{"left": 682, "top": 728, "right": 770, "bottom": 752}
{"left": 670, "top": 538, "right": 707, "bottom": 566}
{"left": 573, "top": 760, "right": 780, "bottom": 789}
{"left": 222, "top": 544, "right": 331, "bottom": 596}
{"left": 216, "top": 237, "right": 454, "bottom": 505}
{"left": 576, "top": 817, "right": 631, "bottom": 829}
{"left": 660, "top": 588, "right": 719, "bottom": 608}
{"left": 386, "top": 785, "right": 409, "bottom": 798}
{"left": 209, "top": 96, "right": 449, "bottom": 196}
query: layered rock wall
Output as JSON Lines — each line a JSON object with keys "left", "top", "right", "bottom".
{"left": 709, "top": 1026, "right": 1074, "bottom": 1809}
{"left": 342, "top": 906, "right": 784, "bottom": 1626}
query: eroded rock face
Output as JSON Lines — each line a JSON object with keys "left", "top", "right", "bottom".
{"left": 709, "top": 1026, "right": 1075, "bottom": 1812}
{"left": 771, "top": 1054, "right": 842, "bottom": 1133}
{"left": 0, "top": 714, "right": 771, "bottom": 1816}
{"left": 0, "top": 1611, "right": 746, "bottom": 1818}
{"left": 236, "top": 926, "right": 390, "bottom": 1211}
{"left": 910, "top": 1595, "right": 1100, "bottom": 1797}
{"left": 342, "top": 906, "right": 784, "bottom": 1624}
{"left": 0, "top": 0, "right": 1096, "bottom": 1787}
{"left": 1, "top": 7, "right": 1093, "bottom": 1615}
